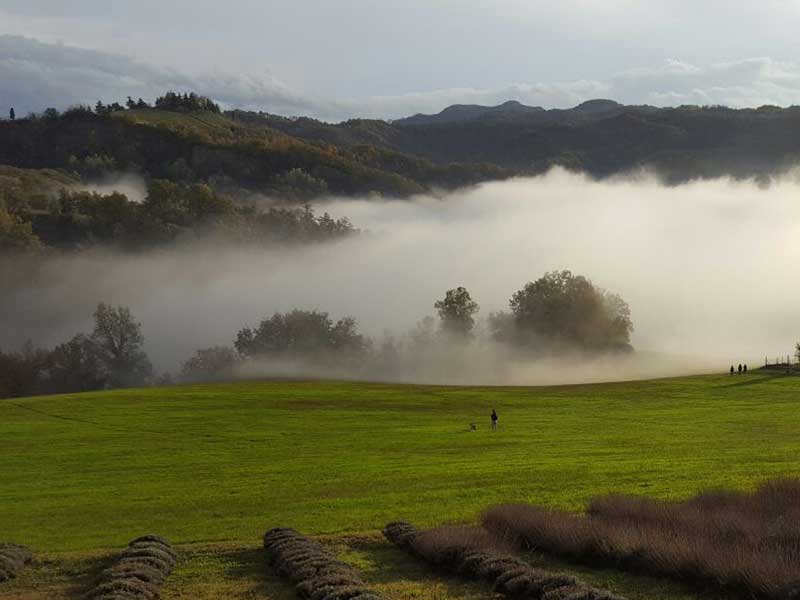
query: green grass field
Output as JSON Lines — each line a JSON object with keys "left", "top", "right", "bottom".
{"left": 1, "top": 373, "right": 798, "bottom": 599}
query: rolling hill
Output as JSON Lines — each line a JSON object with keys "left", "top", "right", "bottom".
{"left": 2, "top": 373, "right": 795, "bottom": 599}
{"left": 3, "top": 373, "right": 798, "bottom": 552}
{"left": 252, "top": 101, "right": 800, "bottom": 182}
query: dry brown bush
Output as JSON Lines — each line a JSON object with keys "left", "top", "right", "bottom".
{"left": 0, "top": 543, "right": 32, "bottom": 582}
{"left": 382, "top": 520, "right": 625, "bottom": 600}
{"left": 482, "top": 478, "right": 800, "bottom": 599}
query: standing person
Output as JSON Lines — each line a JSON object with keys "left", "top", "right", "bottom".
{"left": 738, "top": 364, "right": 743, "bottom": 375}
{"left": 744, "top": 364, "right": 748, "bottom": 374}
{"left": 730, "top": 365, "right": 735, "bottom": 375}
{"left": 491, "top": 409, "right": 498, "bottom": 432}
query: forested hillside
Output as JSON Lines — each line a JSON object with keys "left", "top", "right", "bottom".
{"left": 5, "top": 92, "right": 800, "bottom": 252}
{"left": 0, "top": 93, "right": 508, "bottom": 251}
{"left": 0, "top": 104, "right": 509, "bottom": 199}
{"left": 249, "top": 100, "right": 800, "bottom": 182}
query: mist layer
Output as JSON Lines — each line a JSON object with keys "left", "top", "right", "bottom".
{"left": 2, "top": 169, "right": 798, "bottom": 384}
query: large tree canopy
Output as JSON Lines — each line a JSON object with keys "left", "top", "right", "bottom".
{"left": 234, "top": 309, "right": 370, "bottom": 365}
{"left": 91, "top": 303, "right": 153, "bottom": 387}
{"left": 493, "top": 270, "right": 633, "bottom": 352}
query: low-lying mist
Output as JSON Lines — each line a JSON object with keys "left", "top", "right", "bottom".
{"left": 3, "top": 169, "right": 799, "bottom": 385}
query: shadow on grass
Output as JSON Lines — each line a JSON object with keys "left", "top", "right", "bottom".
{"left": 222, "top": 545, "right": 295, "bottom": 597}
{"left": 157, "top": 544, "right": 296, "bottom": 600}
{"left": 524, "top": 550, "right": 726, "bottom": 600}
{"left": 339, "top": 535, "right": 720, "bottom": 600}
{"left": 337, "top": 536, "right": 500, "bottom": 599}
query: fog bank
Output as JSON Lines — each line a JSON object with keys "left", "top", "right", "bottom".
{"left": 3, "top": 169, "right": 799, "bottom": 384}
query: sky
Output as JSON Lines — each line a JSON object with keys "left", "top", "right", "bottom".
{"left": 2, "top": 1, "right": 800, "bottom": 120}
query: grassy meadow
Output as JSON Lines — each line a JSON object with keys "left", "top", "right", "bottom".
{"left": 1, "top": 372, "right": 799, "bottom": 599}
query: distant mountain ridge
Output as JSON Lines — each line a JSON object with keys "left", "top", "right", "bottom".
{"left": 396, "top": 100, "right": 546, "bottom": 125}
{"left": 4, "top": 97, "right": 800, "bottom": 213}
{"left": 394, "top": 98, "right": 624, "bottom": 126}
{"left": 244, "top": 98, "right": 800, "bottom": 183}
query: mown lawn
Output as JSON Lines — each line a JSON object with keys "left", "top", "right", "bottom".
{"left": 2, "top": 373, "right": 799, "bottom": 556}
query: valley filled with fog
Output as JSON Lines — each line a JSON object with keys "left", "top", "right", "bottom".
{"left": 3, "top": 169, "right": 799, "bottom": 384}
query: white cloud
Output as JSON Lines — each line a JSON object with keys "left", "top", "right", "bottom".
{"left": 356, "top": 57, "right": 800, "bottom": 119}
{"left": 3, "top": 35, "right": 800, "bottom": 122}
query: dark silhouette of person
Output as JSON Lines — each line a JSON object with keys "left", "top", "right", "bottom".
{"left": 743, "top": 364, "right": 748, "bottom": 374}
{"left": 730, "top": 365, "right": 735, "bottom": 375}
{"left": 491, "top": 409, "right": 498, "bottom": 432}
{"left": 738, "top": 364, "right": 743, "bottom": 375}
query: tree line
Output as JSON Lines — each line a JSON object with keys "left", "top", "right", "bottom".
{"left": 11, "top": 91, "right": 222, "bottom": 121}
{"left": 0, "top": 271, "right": 634, "bottom": 398}
{"left": 183, "top": 271, "right": 633, "bottom": 382}
{"left": 2, "top": 178, "right": 355, "bottom": 252}
{"left": 0, "top": 304, "right": 155, "bottom": 398}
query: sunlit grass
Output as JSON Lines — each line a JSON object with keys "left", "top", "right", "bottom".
{"left": 2, "top": 373, "right": 798, "bottom": 554}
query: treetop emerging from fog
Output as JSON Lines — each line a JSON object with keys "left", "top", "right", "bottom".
{"left": 491, "top": 270, "right": 633, "bottom": 353}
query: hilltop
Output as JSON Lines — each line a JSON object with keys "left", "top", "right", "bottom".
{"left": 0, "top": 106, "right": 509, "bottom": 201}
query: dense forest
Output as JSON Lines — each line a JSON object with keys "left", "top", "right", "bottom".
{"left": 0, "top": 165, "right": 355, "bottom": 251}
{"left": 0, "top": 94, "right": 509, "bottom": 199}
{"left": 4, "top": 91, "right": 800, "bottom": 252}
{"left": 247, "top": 99, "right": 800, "bottom": 183}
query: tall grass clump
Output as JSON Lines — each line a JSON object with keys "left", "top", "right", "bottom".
{"left": 85, "top": 534, "right": 176, "bottom": 599}
{"left": 383, "top": 521, "right": 625, "bottom": 600}
{"left": 482, "top": 478, "right": 800, "bottom": 599}
{"left": 263, "top": 527, "right": 384, "bottom": 600}
{"left": 0, "top": 543, "right": 33, "bottom": 582}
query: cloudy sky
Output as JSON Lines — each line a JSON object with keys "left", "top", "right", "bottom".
{"left": 2, "top": 0, "right": 800, "bottom": 121}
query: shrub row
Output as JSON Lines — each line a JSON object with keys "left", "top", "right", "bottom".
{"left": 85, "top": 535, "right": 176, "bottom": 599}
{"left": 383, "top": 521, "right": 625, "bottom": 600}
{"left": 482, "top": 480, "right": 800, "bottom": 600}
{"left": 263, "top": 528, "right": 383, "bottom": 600}
{"left": 0, "top": 543, "right": 33, "bottom": 582}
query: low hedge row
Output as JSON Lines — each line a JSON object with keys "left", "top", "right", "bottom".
{"left": 263, "top": 528, "right": 384, "bottom": 600}
{"left": 0, "top": 543, "right": 33, "bottom": 582}
{"left": 383, "top": 521, "right": 626, "bottom": 600}
{"left": 86, "top": 535, "right": 176, "bottom": 600}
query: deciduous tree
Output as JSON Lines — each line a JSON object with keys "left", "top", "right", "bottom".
{"left": 91, "top": 303, "right": 153, "bottom": 388}
{"left": 434, "top": 287, "right": 479, "bottom": 340}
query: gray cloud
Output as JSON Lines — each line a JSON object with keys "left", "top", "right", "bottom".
{"left": 3, "top": 35, "right": 800, "bottom": 121}
{"left": 0, "top": 35, "right": 317, "bottom": 117}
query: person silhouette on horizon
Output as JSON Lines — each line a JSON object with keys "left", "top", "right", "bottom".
{"left": 738, "top": 364, "right": 743, "bottom": 375}
{"left": 491, "top": 409, "right": 498, "bottom": 432}
{"left": 730, "top": 365, "right": 735, "bottom": 375}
